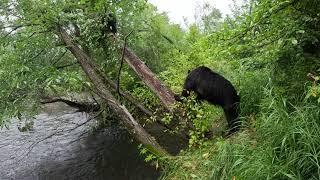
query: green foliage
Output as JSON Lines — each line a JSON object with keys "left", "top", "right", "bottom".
{"left": 0, "top": 0, "right": 177, "bottom": 124}
{"left": 1, "top": 0, "right": 320, "bottom": 179}
{"left": 158, "top": 0, "right": 320, "bottom": 179}
{"left": 194, "top": 2, "right": 223, "bottom": 34}
{"left": 161, "top": 99, "right": 320, "bottom": 179}
{"left": 138, "top": 144, "right": 158, "bottom": 162}
{"left": 306, "top": 81, "right": 320, "bottom": 103}
{"left": 177, "top": 96, "right": 222, "bottom": 147}
{"left": 132, "top": 85, "right": 161, "bottom": 110}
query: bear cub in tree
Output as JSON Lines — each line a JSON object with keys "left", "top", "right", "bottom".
{"left": 102, "top": 13, "right": 117, "bottom": 34}
{"left": 175, "top": 66, "right": 240, "bottom": 135}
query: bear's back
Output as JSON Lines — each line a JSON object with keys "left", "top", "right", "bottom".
{"left": 187, "top": 66, "right": 239, "bottom": 106}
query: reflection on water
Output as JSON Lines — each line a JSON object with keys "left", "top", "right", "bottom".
{"left": 0, "top": 103, "right": 159, "bottom": 180}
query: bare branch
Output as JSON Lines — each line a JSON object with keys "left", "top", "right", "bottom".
{"left": 51, "top": 50, "right": 67, "bottom": 65}
{"left": 30, "top": 49, "right": 45, "bottom": 60}
{"left": 117, "top": 30, "right": 134, "bottom": 99}
{"left": 27, "top": 30, "right": 51, "bottom": 38}
{"left": 14, "top": 112, "right": 101, "bottom": 164}
{"left": 56, "top": 62, "right": 78, "bottom": 69}
{"left": 2, "top": 25, "right": 23, "bottom": 38}
{"left": 41, "top": 96, "right": 100, "bottom": 112}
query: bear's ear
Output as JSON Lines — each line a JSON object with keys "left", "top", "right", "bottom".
{"left": 187, "top": 69, "right": 191, "bottom": 74}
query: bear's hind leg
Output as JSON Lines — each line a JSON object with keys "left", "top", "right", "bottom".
{"left": 223, "top": 104, "right": 240, "bottom": 135}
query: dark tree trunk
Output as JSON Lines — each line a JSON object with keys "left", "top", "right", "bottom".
{"left": 93, "top": 64, "right": 153, "bottom": 117}
{"left": 113, "top": 35, "right": 176, "bottom": 111}
{"left": 40, "top": 96, "right": 100, "bottom": 112}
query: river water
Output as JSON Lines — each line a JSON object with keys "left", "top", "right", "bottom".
{"left": 0, "top": 103, "right": 159, "bottom": 180}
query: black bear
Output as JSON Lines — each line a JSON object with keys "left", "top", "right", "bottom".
{"left": 106, "top": 13, "right": 117, "bottom": 34}
{"left": 175, "top": 66, "right": 240, "bottom": 135}
{"left": 102, "top": 13, "right": 117, "bottom": 34}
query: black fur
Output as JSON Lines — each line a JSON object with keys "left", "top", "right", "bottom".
{"left": 102, "top": 13, "right": 117, "bottom": 34}
{"left": 176, "top": 66, "right": 240, "bottom": 134}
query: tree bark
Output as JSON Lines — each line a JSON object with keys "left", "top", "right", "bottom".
{"left": 40, "top": 96, "right": 100, "bottom": 112}
{"left": 53, "top": 55, "right": 153, "bottom": 116}
{"left": 56, "top": 26, "right": 170, "bottom": 156}
{"left": 114, "top": 35, "right": 176, "bottom": 111}
{"left": 102, "top": 77, "right": 153, "bottom": 116}
{"left": 87, "top": 61, "right": 154, "bottom": 117}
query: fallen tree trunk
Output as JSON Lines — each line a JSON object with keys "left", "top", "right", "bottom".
{"left": 53, "top": 56, "right": 153, "bottom": 116}
{"left": 56, "top": 26, "right": 170, "bottom": 156}
{"left": 90, "top": 62, "right": 153, "bottom": 117}
{"left": 105, "top": 78, "right": 153, "bottom": 116}
{"left": 40, "top": 96, "right": 100, "bottom": 112}
{"left": 113, "top": 35, "right": 176, "bottom": 111}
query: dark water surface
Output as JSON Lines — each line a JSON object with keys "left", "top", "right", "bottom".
{"left": 0, "top": 103, "right": 159, "bottom": 180}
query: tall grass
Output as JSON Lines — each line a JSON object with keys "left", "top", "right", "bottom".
{"left": 160, "top": 75, "right": 320, "bottom": 179}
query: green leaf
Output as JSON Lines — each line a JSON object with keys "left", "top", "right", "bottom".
{"left": 291, "top": 39, "right": 298, "bottom": 45}
{"left": 190, "top": 174, "right": 198, "bottom": 178}
{"left": 296, "top": 30, "right": 305, "bottom": 34}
